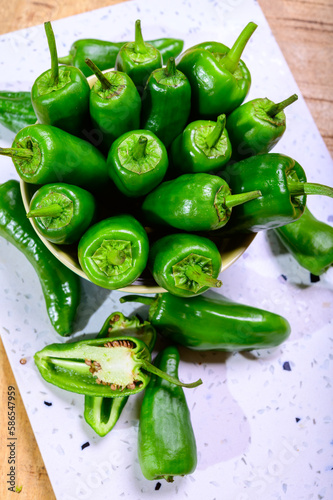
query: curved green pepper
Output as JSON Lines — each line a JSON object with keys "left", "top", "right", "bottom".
{"left": 0, "top": 180, "right": 80, "bottom": 336}
{"left": 107, "top": 130, "right": 168, "bottom": 197}
{"left": 0, "top": 91, "right": 36, "bottom": 133}
{"left": 149, "top": 233, "right": 222, "bottom": 297}
{"left": 274, "top": 206, "right": 333, "bottom": 276}
{"left": 141, "top": 57, "right": 191, "bottom": 148}
{"left": 138, "top": 345, "right": 197, "bottom": 482}
{"left": 120, "top": 292, "right": 291, "bottom": 351}
{"left": 78, "top": 214, "right": 149, "bottom": 289}
{"left": 170, "top": 114, "right": 232, "bottom": 174}
{"left": 26, "top": 183, "right": 97, "bottom": 245}
{"left": 141, "top": 173, "right": 261, "bottom": 231}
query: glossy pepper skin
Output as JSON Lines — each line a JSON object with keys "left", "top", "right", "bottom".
{"left": 149, "top": 233, "right": 222, "bottom": 297}
{"left": 0, "top": 180, "right": 80, "bottom": 336}
{"left": 0, "top": 91, "right": 37, "bottom": 133}
{"left": 141, "top": 57, "right": 191, "bottom": 148}
{"left": 170, "top": 114, "right": 232, "bottom": 174}
{"left": 274, "top": 207, "right": 333, "bottom": 276}
{"left": 85, "top": 60, "right": 141, "bottom": 154}
{"left": 121, "top": 292, "right": 291, "bottom": 351}
{"left": 177, "top": 22, "right": 257, "bottom": 118}
{"left": 107, "top": 130, "right": 168, "bottom": 198}
{"left": 84, "top": 311, "right": 156, "bottom": 437}
{"left": 31, "top": 22, "right": 90, "bottom": 138}
{"left": 26, "top": 183, "right": 97, "bottom": 245}
{"left": 226, "top": 94, "right": 298, "bottom": 161}
{"left": 138, "top": 345, "right": 197, "bottom": 482}
{"left": 78, "top": 214, "right": 149, "bottom": 289}
{"left": 0, "top": 124, "right": 109, "bottom": 191}
{"left": 59, "top": 37, "right": 184, "bottom": 77}
{"left": 141, "top": 173, "right": 261, "bottom": 231}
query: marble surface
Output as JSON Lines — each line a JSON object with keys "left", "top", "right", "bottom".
{"left": 0, "top": 0, "right": 332, "bottom": 499}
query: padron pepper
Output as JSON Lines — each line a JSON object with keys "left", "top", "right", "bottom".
{"left": 226, "top": 94, "right": 299, "bottom": 161}
{"left": 0, "top": 91, "right": 36, "bottom": 133}
{"left": 141, "top": 173, "right": 261, "bottom": 231}
{"left": 149, "top": 233, "right": 222, "bottom": 297}
{"left": 177, "top": 22, "right": 257, "bottom": 118}
{"left": 84, "top": 311, "right": 156, "bottom": 437}
{"left": 170, "top": 114, "right": 232, "bottom": 174}
{"left": 138, "top": 345, "right": 197, "bottom": 482}
{"left": 120, "top": 291, "right": 291, "bottom": 351}
{"left": 0, "top": 180, "right": 80, "bottom": 336}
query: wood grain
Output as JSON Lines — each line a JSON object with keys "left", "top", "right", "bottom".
{"left": 0, "top": 1, "right": 332, "bottom": 498}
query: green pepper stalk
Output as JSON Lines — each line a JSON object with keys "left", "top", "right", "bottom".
{"left": 120, "top": 292, "right": 291, "bottom": 351}
{"left": 34, "top": 337, "right": 202, "bottom": 398}
{"left": 59, "top": 37, "right": 184, "bottom": 77}
{"left": 84, "top": 311, "right": 157, "bottom": 437}
{"left": 0, "top": 91, "right": 37, "bottom": 134}
{"left": 226, "top": 94, "right": 299, "bottom": 161}
{"left": 170, "top": 114, "right": 232, "bottom": 174}
{"left": 115, "top": 20, "right": 163, "bottom": 94}
{"left": 26, "top": 183, "right": 97, "bottom": 245}
{"left": 138, "top": 345, "right": 197, "bottom": 482}
{"left": 177, "top": 22, "right": 257, "bottom": 118}
{"left": 31, "top": 22, "right": 90, "bottom": 138}
{"left": 274, "top": 206, "right": 333, "bottom": 276}
{"left": 0, "top": 180, "right": 80, "bottom": 336}
{"left": 78, "top": 214, "right": 149, "bottom": 290}
{"left": 149, "top": 233, "right": 222, "bottom": 297}
{"left": 107, "top": 130, "right": 169, "bottom": 197}
{"left": 141, "top": 57, "right": 192, "bottom": 148}
{"left": 85, "top": 59, "right": 141, "bottom": 154}
{"left": 141, "top": 173, "right": 261, "bottom": 231}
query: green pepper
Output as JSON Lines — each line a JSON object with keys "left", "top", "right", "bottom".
{"left": 149, "top": 233, "right": 222, "bottom": 297}
{"left": 0, "top": 180, "right": 80, "bottom": 336}
{"left": 141, "top": 57, "right": 191, "bottom": 148}
{"left": 26, "top": 183, "right": 97, "bottom": 245}
{"left": 0, "top": 124, "right": 109, "bottom": 191}
{"left": 59, "top": 37, "right": 184, "bottom": 77}
{"left": 115, "top": 20, "right": 163, "bottom": 94}
{"left": 138, "top": 345, "right": 197, "bottom": 482}
{"left": 220, "top": 153, "right": 333, "bottom": 234}
{"left": 121, "top": 292, "right": 291, "bottom": 351}
{"left": 177, "top": 22, "right": 257, "bottom": 118}
{"left": 85, "top": 59, "right": 141, "bottom": 154}
{"left": 170, "top": 114, "right": 232, "bottom": 174}
{"left": 0, "top": 91, "right": 37, "bottom": 133}
{"left": 226, "top": 94, "right": 298, "bottom": 161}
{"left": 274, "top": 206, "right": 333, "bottom": 276}
{"left": 31, "top": 22, "right": 90, "bottom": 137}
{"left": 78, "top": 214, "right": 149, "bottom": 289}
{"left": 141, "top": 173, "right": 261, "bottom": 231}
{"left": 34, "top": 336, "right": 202, "bottom": 397}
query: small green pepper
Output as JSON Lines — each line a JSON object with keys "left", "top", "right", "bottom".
{"left": 107, "top": 130, "right": 168, "bottom": 197}
{"left": 78, "top": 214, "right": 149, "bottom": 289}
{"left": 149, "top": 233, "right": 222, "bottom": 297}
{"left": 26, "top": 183, "right": 97, "bottom": 245}
{"left": 170, "top": 114, "right": 232, "bottom": 174}
{"left": 31, "top": 22, "right": 90, "bottom": 138}
{"left": 226, "top": 94, "right": 298, "bottom": 160}
{"left": 141, "top": 173, "right": 261, "bottom": 231}
{"left": 274, "top": 206, "right": 333, "bottom": 276}
{"left": 138, "top": 345, "right": 197, "bottom": 482}
{"left": 0, "top": 91, "right": 37, "bottom": 133}
{"left": 121, "top": 292, "right": 291, "bottom": 351}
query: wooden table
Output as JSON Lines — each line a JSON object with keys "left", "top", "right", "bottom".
{"left": 0, "top": 1, "right": 332, "bottom": 498}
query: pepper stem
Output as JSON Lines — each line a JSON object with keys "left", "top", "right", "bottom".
{"left": 44, "top": 21, "right": 59, "bottom": 86}
{"left": 58, "top": 54, "right": 73, "bottom": 66}
{"left": 164, "top": 57, "right": 176, "bottom": 77}
{"left": 221, "top": 22, "right": 257, "bottom": 74}
{"left": 225, "top": 190, "right": 262, "bottom": 209}
{"left": 0, "top": 147, "right": 34, "bottom": 159}
{"left": 134, "top": 19, "right": 147, "bottom": 54}
{"left": 206, "top": 114, "right": 226, "bottom": 149}
{"left": 107, "top": 249, "right": 126, "bottom": 266}
{"left": 132, "top": 136, "right": 148, "bottom": 161}
{"left": 185, "top": 264, "right": 222, "bottom": 289}
{"left": 120, "top": 295, "right": 155, "bottom": 306}
{"left": 288, "top": 182, "right": 333, "bottom": 198}
{"left": 26, "top": 204, "right": 63, "bottom": 219}
{"left": 266, "top": 94, "right": 298, "bottom": 117}
{"left": 85, "top": 58, "right": 112, "bottom": 90}
{"left": 140, "top": 359, "right": 202, "bottom": 388}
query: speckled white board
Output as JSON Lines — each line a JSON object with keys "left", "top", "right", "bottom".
{"left": 0, "top": 0, "right": 332, "bottom": 499}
